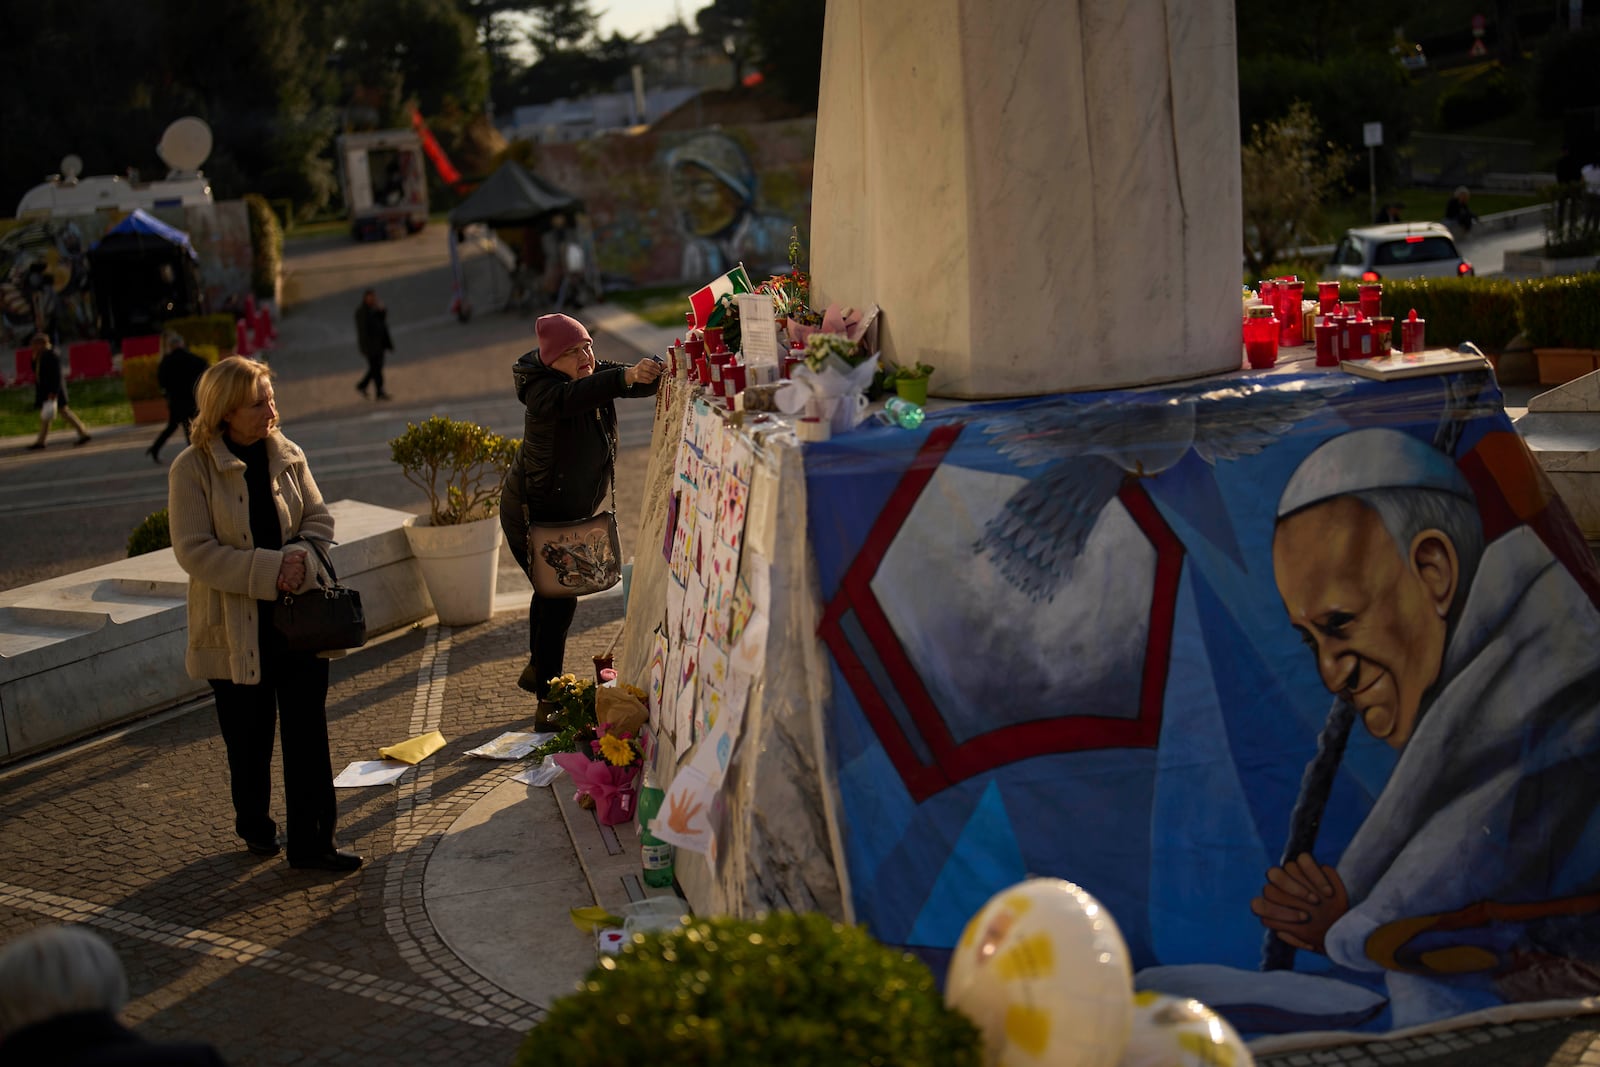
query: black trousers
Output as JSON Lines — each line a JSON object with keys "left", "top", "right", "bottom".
{"left": 150, "top": 404, "right": 194, "bottom": 455}
{"left": 356, "top": 352, "right": 385, "bottom": 394}
{"left": 210, "top": 647, "right": 337, "bottom": 857}
{"left": 501, "top": 492, "right": 578, "bottom": 699}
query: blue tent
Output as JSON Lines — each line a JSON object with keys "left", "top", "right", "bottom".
{"left": 94, "top": 209, "right": 198, "bottom": 260}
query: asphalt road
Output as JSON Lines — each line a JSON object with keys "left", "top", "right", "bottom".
{"left": 0, "top": 231, "right": 658, "bottom": 593}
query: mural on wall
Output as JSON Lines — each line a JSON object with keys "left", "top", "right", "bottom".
{"left": 0, "top": 215, "right": 109, "bottom": 343}
{"left": 532, "top": 118, "right": 814, "bottom": 286}
{"left": 0, "top": 202, "right": 252, "bottom": 346}
{"left": 803, "top": 366, "right": 1600, "bottom": 1038}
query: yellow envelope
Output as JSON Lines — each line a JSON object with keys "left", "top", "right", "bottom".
{"left": 378, "top": 730, "right": 446, "bottom": 765}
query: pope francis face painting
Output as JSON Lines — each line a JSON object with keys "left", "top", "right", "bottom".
{"left": 1272, "top": 495, "right": 1461, "bottom": 749}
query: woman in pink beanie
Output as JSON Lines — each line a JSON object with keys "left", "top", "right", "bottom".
{"left": 502, "top": 314, "right": 663, "bottom": 722}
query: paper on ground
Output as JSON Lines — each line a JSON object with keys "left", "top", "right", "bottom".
{"left": 512, "top": 755, "right": 565, "bottom": 788}
{"left": 466, "top": 731, "right": 556, "bottom": 760}
{"left": 335, "top": 760, "right": 412, "bottom": 788}
{"left": 379, "top": 729, "right": 446, "bottom": 764}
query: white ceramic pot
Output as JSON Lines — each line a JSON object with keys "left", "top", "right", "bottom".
{"left": 402, "top": 513, "right": 502, "bottom": 626}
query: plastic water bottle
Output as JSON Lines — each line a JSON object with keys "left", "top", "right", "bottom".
{"left": 879, "top": 397, "right": 925, "bottom": 429}
{"left": 638, "top": 774, "right": 675, "bottom": 889}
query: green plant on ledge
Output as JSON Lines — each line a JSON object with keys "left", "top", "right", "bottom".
{"left": 389, "top": 416, "right": 518, "bottom": 526}
{"left": 515, "top": 911, "right": 982, "bottom": 1067}
{"left": 892, "top": 361, "right": 935, "bottom": 381}
{"left": 127, "top": 509, "right": 171, "bottom": 556}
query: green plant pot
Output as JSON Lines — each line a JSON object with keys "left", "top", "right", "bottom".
{"left": 895, "top": 376, "right": 930, "bottom": 405}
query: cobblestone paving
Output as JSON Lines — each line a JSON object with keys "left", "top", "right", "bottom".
{"left": 1256, "top": 1015, "right": 1600, "bottom": 1066}
{"left": 0, "top": 597, "right": 624, "bottom": 1067}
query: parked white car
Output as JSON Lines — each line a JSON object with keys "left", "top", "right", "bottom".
{"left": 1330, "top": 222, "right": 1474, "bottom": 281}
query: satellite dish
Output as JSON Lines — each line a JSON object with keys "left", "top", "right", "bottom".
{"left": 60, "top": 154, "right": 83, "bottom": 181}
{"left": 157, "top": 117, "right": 213, "bottom": 173}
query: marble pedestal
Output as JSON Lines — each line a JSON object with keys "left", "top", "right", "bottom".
{"left": 1515, "top": 370, "right": 1600, "bottom": 540}
{"left": 810, "top": 0, "right": 1242, "bottom": 398}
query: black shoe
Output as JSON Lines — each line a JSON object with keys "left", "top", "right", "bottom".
{"left": 517, "top": 661, "right": 542, "bottom": 694}
{"left": 147, "top": 446, "right": 161, "bottom": 464}
{"left": 245, "top": 836, "right": 282, "bottom": 857}
{"left": 74, "top": 434, "right": 91, "bottom": 446}
{"left": 288, "top": 849, "right": 364, "bottom": 872}
{"left": 356, "top": 381, "right": 369, "bottom": 398}
{"left": 374, "top": 392, "right": 392, "bottom": 401}
{"left": 26, "top": 443, "right": 45, "bottom": 451}
{"left": 534, "top": 700, "right": 560, "bottom": 731}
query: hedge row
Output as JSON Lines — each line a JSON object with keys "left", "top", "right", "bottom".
{"left": 1322, "top": 273, "right": 1600, "bottom": 352}
{"left": 163, "top": 313, "right": 237, "bottom": 352}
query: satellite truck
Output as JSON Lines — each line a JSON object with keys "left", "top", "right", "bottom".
{"left": 15, "top": 118, "right": 215, "bottom": 219}
{"left": 335, "top": 129, "right": 429, "bottom": 241}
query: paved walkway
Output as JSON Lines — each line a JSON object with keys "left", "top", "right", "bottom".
{"left": 0, "top": 592, "right": 637, "bottom": 1065}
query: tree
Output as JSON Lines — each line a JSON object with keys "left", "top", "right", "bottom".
{"left": 345, "top": 0, "right": 489, "bottom": 121}
{"left": 1241, "top": 101, "right": 1353, "bottom": 277}
{"left": 697, "top": 0, "right": 755, "bottom": 88}
{"left": 750, "top": 0, "right": 825, "bottom": 110}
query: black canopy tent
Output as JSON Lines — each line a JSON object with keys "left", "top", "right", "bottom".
{"left": 447, "top": 162, "right": 583, "bottom": 229}
{"left": 446, "top": 163, "right": 587, "bottom": 321}
{"left": 89, "top": 210, "right": 203, "bottom": 345}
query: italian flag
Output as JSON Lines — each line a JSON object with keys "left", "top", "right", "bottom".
{"left": 688, "top": 264, "right": 753, "bottom": 329}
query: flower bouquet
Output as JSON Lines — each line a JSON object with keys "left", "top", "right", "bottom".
{"left": 549, "top": 684, "right": 651, "bottom": 825}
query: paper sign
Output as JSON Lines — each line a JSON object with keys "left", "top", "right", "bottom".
{"left": 730, "top": 607, "right": 768, "bottom": 677}
{"left": 736, "top": 293, "right": 781, "bottom": 366}
{"left": 653, "top": 764, "right": 716, "bottom": 853}
{"left": 744, "top": 458, "right": 780, "bottom": 559}
{"left": 335, "top": 760, "right": 412, "bottom": 788}
{"left": 465, "top": 732, "right": 555, "bottom": 760}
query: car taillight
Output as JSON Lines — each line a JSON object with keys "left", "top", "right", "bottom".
{"left": 1361, "top": 270, "right": 1381, "bottom": 282}
{"left": 1405, "top": 235, "right": 1425, "bottom": 244}
{"left": 1458, "top": 261, "right": 1473, "bottom": 275}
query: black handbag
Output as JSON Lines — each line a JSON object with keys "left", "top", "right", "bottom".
{"left": 272, "top": 537, "right": 368, "bottom": 653}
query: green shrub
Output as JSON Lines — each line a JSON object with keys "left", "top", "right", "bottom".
{"left": 1542, "top": 185, "right": 1600, "bottom": 258}
{"left": 1436, "top": 63, "right": 1524, "bottom": 131}
{"left": 1518, "top": 274, "right": 1600, "bottom": 349}
{"left": 389, "top": 416, "right": 517, "bottom": 526}
{"left": 1256, "top": 259, "right": 1326, "bottom": 285}
{"left": 244, "top": 192, "right": 283, "bottom": 299}
{"left": 1341, "top": 277, "right": 1522, "bottom": 351}
{"left": 123, "top": 355, "right": 162, "bottom": 402}
{"left": 127, "top": 510, "right": 171, "bottom": 557}
{"left": 164, "top": 314, "right": 237, "bottom": 353}
{"left": 516, "top": 912, "right": 981, "bottom": 1067}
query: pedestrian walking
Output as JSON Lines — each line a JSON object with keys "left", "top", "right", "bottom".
{"left": 500, "top": 314, "right": 662, "bottom": 723}
{"left": 168, "top": 356, "right": 362, "bottom": 872}
{"left": 0, "top": 924, "right": 229, "bottom": 1066}
{"left": 26, "top": 333, "right": 91, "bottom": 451}
{"left": 146, "top": 330, "right": 209, "bottom": 463}
{"left": 353, "top": 289, "right": 393, "bottom": 400}
{"left": 1443, "top": 186, "right": 1477, "bottom": 239}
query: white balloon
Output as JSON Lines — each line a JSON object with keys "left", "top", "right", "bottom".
{"left": 946, "top": 878, "right": 1134, "bottom": 1067}
{"left": 1121, "top": 992, "right": 1254, "bottom": 1067}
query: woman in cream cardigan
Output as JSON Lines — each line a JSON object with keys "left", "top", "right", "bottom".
{"left": 167, "top": 357, "right": 361, "bottom": 873}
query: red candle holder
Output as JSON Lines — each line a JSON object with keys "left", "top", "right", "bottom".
{"left": 1317, "top": 281, "right": 1341, "bottom": 315}
{"left": 1373, "top": 316, "right": 1394, "bottom": 357}
{"left": 1359, "top": 283, "right": 1382, "bottom": 320}
{"left": 1401, "top": 310, "right": 1426, "bottom": 353}
{"left": 1277, "top": 280, "right": 1305, "bottom": 347}
{"left": 1243, "top": 305, "right": 1279, "bottom": 369}
{"left": 1314, "top": 321, "right": 1339, "bottom": 367}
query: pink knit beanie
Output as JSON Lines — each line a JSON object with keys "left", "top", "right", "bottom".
{"left": 536, "top": 314, "right": 592, "bottom": 365}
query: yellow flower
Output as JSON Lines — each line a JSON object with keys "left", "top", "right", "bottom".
{"left": 598, "top": 733, "right": 636, "bottom": 767}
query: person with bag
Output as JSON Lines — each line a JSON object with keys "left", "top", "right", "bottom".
{"left": 146, "top": 329, "right": 209, "bottom": 463}
{"left": 167, "top": 356, "right": 362, "bottom": 872}
{"left": 26, "top": 333, "right": 92, "bottom": 451}
{"left": 501, "top": 314, "right": 662, "bottom": 724}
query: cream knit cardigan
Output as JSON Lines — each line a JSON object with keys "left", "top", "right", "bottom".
{"left": 168, "top": 432, "right": 333, "bottom": 684}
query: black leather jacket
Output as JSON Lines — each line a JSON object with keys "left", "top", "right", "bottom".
{"left": 506, "top": 350, "right": 657, "bottom": 522}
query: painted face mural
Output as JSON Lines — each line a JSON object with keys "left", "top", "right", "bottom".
{"left": 1272, "top": 496, "right": 1456, "bottom": 749}
{"left": 672, "top": 161, "right": 745, "bottom": 239}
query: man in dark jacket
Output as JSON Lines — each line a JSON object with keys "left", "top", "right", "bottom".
{"left": 354, "top": 289, "right": 393, "bottom": 400}
{"left": 146, "top": 330, "right": 210, "bottom": 463}
{"left": 500, "top": 314, "right": 662, "bottom": 719}
{"left": 27, "top": 333, "right": 91, "bottom": 450}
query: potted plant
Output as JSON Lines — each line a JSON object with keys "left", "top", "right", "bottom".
{"left": 514, "top": 911, "right": 982, "bottom": 1067}
{"left": 122, "top": 355, "right": 167, "bottom": 425}
{"left": 389, "top": 416, "right": 518, "bottom": 625}
{"left": 892, "top": 361, "right": 935, "bottom": 405}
